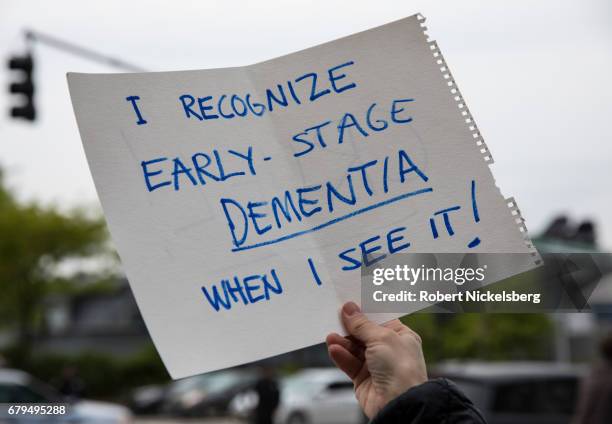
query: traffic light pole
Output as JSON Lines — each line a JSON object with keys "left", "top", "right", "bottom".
{"left": 25, "top": 30, "right": 147, "bottom": 73}
{"left": 7, "top": 30, "right": 147, "bottom": 121}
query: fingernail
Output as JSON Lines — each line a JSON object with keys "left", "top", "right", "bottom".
{"left": 343, "top": 301, "right": 361, "bottom": 316}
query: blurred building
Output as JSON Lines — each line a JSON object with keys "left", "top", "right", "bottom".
{"left": 536, "top": 216, "right": 612, "bottom": 363}
{"left": 36, "top": 279, "right": 150, "bottom": 357}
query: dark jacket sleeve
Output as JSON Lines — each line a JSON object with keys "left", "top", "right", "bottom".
{"left": 371, "top": 378, "right": 487, "bottom": 424}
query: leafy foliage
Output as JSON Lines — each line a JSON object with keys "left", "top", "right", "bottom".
{"left": 402, "top": 313, "right": 553, "bottom": 363}
{"left": 0, "top": 171, "right": 108, "bottom": 354}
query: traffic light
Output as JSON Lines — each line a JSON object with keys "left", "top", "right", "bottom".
{"left": 7, "top": 53, "right": 35, "bottom": 121}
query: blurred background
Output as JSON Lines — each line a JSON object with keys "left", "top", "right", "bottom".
{"left": 0, "top": 1, "right": 611, "bottom": 423}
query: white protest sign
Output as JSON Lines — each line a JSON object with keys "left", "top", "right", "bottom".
{"left": 68, "top": 15, "right": 540, "bottom": 379}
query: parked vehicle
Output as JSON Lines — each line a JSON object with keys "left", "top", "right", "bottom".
{"left": 161, "top": 368, "right": 257, "bottom": 417}
{"left": 128, "top": 383, "right": 167, "bottom": 415}
{"left": 0, "top": 368, "right": 132, "bottom": 423}
{"left": 433, "top": 361, "right": 587, "bottom": 424}
{"left": 273, "top": 368, "right": 364, "bottom": 424}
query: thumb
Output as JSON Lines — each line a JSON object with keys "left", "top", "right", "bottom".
{"left": 341, "top": 301, "right": 382, "bottom": 344}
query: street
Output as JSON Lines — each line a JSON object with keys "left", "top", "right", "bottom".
{"left": 134, "top": 418, "right": 243, "bottom": 424}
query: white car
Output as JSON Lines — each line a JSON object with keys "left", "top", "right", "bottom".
{"left": 274, "top": 368, "right": 365, "bottom": 424}
{"left": 0, "top": 368, "right": 132, "bottom": 423}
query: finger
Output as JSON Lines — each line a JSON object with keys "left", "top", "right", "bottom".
{"left": 346, "top": 335, "right": 364, "bottom": 347}
{"left": 326, "top": 333, "right": 365, "bottom": 360}
{"left": 327, "top": 343, "right": 364, "bottom": 381}
{"left": 341, "top": 301, "right": 384, "bottom": 344}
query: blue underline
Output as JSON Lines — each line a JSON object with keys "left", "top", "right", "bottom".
{"left": 231, "top": 187, "right": 433, "bottom": 253}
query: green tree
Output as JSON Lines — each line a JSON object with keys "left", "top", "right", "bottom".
{"left": 402, "top": 313, "right": 553, "bottom": 363}
{"left": 0, "top": 170, "right": 108, "bottom": 358}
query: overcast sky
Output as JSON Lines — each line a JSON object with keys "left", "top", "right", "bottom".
{"left": 1, "top": 0, "right": 610, "bottom": 247}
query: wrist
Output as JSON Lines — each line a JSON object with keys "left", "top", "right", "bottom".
{"left": 387, "top": 364, "right": 427, "bottom": 404}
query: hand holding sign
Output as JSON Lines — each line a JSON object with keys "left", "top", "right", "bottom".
{"left": 327, "top": 302, "right": 427, "bottom": 419}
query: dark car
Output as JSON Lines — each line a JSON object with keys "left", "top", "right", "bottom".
{"left": 128, "top": 383, "right": 168, "bottom": 415}
{"left": 161, "top": 368, "right": 257, "bottom": 417}
{"left": 433, "top": 361, "right": 587, "bottom": 424}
